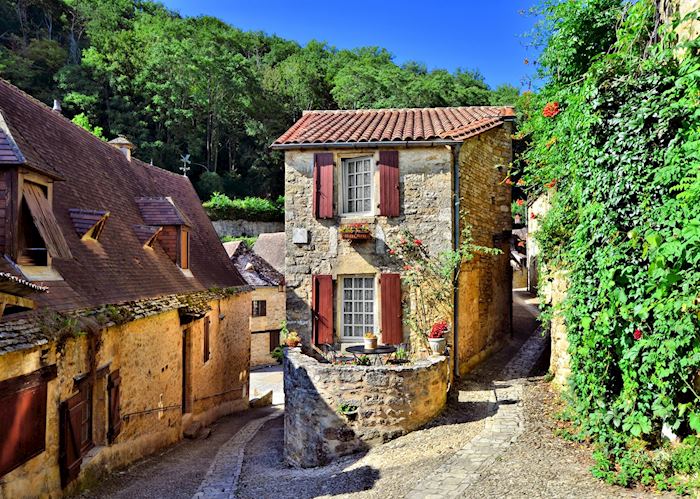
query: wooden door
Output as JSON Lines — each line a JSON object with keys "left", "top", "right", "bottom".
{"left": 59, "top": 391, "right": 84, "bottom": 487}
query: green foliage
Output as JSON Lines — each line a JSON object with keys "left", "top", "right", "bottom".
{"left": 271, "top": 346, "right": 284, "bottom": 364}
{"left": 220, "top": 235, "right": 257, "bottom": 248}
{"left": 353, "top": 355, "right": 371, "bottom": 367}
{"left": 203, "top": 192, "right": 284, "bottom": 222}
{"left": 522, "top": 0, "right": 700, "bottom": 489}
{"left": 71, "top": 112, "right": 105, "bottom": 140}
{"left": 337, "top": 402, "right": 358, "bottom": 414}
{"left": 1, "top": 0, "right": 517, "bottom": 201}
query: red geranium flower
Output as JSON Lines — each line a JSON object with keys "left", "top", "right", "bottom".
{"left": 633, "top": 329, "right": 643, "bottom": 340}
{"left": 414, "top": 239, "right": 422, "bottom": 246}
{"left": 403, "top": 265, "right": 412, "bottom": 271}
{"left": 388, "top": 249, "right": 395, "bottom": 255}
{"left": 516, "top": 199, "right": 524, "bottom": 206}
{"left": 543, "top": 102, "right": 560, "bottom": 118}
{"left": 505, "top": 178, "right": 513, "bottom": 186}
{"left": 429, "top": 320, "right": 449, "bottom": 339}
{"left": 530, "top": 212, "right": 537, "bottom": 220}
{"left": 546, "top": 179, "right": 557, "bottom": 189}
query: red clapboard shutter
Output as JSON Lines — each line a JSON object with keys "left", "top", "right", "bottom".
{"left": 60, "top": 391, "right": 85, "bottom": 487}
{"left": 379, "top": 151, "right": 400, "bottom": 217}
{"left": 312, "top": 274, "right": 334, "bottom": 344}
{"left": 107, "top": 370, "right": 121, "bottom": 444}
{"left": 0, "top": 381, "right": 47, "bottom": 477}
{"left": 381, "top": 273, "right": 403, "bottom": 344}
{"left": 313, "top": 153, "right": 334, "bottom": 219}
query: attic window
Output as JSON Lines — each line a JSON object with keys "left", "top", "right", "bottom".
{"left": 133, "top": 225, "right": 162, "bottom": 249}
{"left": 69, "top": 209, "right": 109, "bottom": 241}
{"left": 18, "top": 182, "right": 71, "bottom": 266}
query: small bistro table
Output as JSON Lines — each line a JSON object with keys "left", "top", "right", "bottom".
{"left": 345, "top": 345, "right": 397, "bottom": 365}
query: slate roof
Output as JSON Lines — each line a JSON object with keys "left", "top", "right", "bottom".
{"left": 271, "top": 106, "right": 515, "bottom": 147}
{"left": 0, "top": 78, "right": 245, "bottom": 324}
{"left": 136, "top": 197, "right": 192, "bottom": 226}
{"left": 0, "top": 129, "right": 24, "bottom": 164}
{"left": 252, "top": 232, "right": 285, "bottom": 274}
{"left": 224, "top": 241, "right": 283, "bottom": 287}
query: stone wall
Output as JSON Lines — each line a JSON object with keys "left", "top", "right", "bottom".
{"left": 212, "top": 219, "right": 284, "bottom": 239}
{"left": 545, "top": 271, "right": 570, "bottom": 389}
{"left": 284, "top": 348, "right": 448, "bottom": 468}
{"left": 284, "top": 147, "right": 453, "bottom": 346}
{"left": 456, "top": 124, "right": 513, "bottom": 375}
{"left": 0, "top": 291, "right": 251, "bottom": 499}
{"left": 249, "top": 286, "right": 285, "bottom": 367}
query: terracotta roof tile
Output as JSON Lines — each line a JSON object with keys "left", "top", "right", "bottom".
{"left": 0, "top": 129, "right": 24, "bottom": 164}
{"left": 68, "top": 209, "right": 109, "bottom": 238}
{"left": 136, "top": 197, "right": 192, "bottom": 226}
{"left": 272, "top": 106, "right": 515, "bottom": 147}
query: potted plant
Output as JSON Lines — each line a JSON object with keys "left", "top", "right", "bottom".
{"left": 363, "top": 331, "right": 377, "bottom": 350}
{"left": 340, "top": 223, "right": 372, "bottom": 241}
{"left": 337, "top": 402, "right": 359, "bottom": 421}
{"left": 285, "top": 331, "right": 301, "bottom": 348}
{"left": 428, "top": 320, "right": 448, "bottom": 355}
{"left": 388, "top": 346, "right": 410, "bottom": 365}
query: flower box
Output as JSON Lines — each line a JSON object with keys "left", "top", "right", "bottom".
{"left": 339, "top": 223, "right": 372, "bottom": 241}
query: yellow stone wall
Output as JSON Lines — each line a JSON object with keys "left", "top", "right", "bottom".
{"left": 457, "top": 124, "right": 513, "bottom": 376}
{"left": 0, "top": 291, "right": 251, "bottom": 499}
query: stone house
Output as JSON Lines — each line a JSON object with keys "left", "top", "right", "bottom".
{"left": 224, "top": 239, "right": 285, "bottom": 367}
{"left": 0, "top": 79, "right": 251, "bottom": 498}
{"left": 272, "top": 107, "right": 514, "bottom": 376}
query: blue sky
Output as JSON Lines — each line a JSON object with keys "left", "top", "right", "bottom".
{"left": 159, "top": 1, "right": 541, "bottom": 90}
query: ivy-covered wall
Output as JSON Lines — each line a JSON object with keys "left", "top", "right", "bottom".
{"left": 521, "top": 0, "right": 700, "bottom": 490}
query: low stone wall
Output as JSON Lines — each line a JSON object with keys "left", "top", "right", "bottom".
{"left": 212, "top": 219, "right": 284, "bottom": 238}
{"left": 284, "top": 348, "right": 448, "bottom": 468}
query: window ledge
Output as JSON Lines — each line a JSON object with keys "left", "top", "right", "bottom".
{"left": 18, "top": 265, "right": 64, "bottom": 282}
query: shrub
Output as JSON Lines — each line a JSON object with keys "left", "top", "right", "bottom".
{"left": 203, "top": 192, "right": 284, "bottom": 222}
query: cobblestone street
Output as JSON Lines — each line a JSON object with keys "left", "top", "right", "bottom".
{"left": 79, "top": 291, "right": 667, "bottom": 498}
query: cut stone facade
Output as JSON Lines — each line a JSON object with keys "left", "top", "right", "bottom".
{"left": 282, "top": 123, "right": 513, "bottom": 375}
{"left": 284, "top": 348, "right": 448, "bottom": 468}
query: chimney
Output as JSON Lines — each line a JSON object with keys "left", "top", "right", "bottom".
{"left": 108, "top": 136, "right": 135, "bottom": 162}
{"left": 52, "top": 99, "right": 62, "bottom": 113}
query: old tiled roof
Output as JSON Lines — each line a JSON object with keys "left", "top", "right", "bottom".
{"left": 68, "top": 209, "right": 109, "bottom": 238}
{"left": 0, "top": 78, "right": 245, "bottom": 321}
{"left": 225, "top": 241, "right": 283, "bottom": 287}
{"left": 133, "top": 224, "right": 162, "bottom": 246}
{"left": 0, "top": 271, "right": 48, "bottom": 296}
{"left": 271, "top": 106, "right": 515, "bottom": 147}
{"left": 252, "top": 232, "right": 285, "bottom": 274}
{"left": 136, "top": 197, "right": 192, "bottom": 226}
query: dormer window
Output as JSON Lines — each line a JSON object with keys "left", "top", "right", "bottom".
{"left": 18, "top": 180, "right": 71, "bottom": 269}
{"left": 69, "top": 209, "right": 109, "bottom": 241}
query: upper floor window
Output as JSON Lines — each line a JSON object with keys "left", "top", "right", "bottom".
{"left": 342, "top": 157, "right": 373, "bottom": 215}
{"left": 252, "top": 300, "right": 267, "bottom": 317}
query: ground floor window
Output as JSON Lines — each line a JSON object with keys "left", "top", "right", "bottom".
{"left": 341, "top": 275, "right": 375, "bottom": 340}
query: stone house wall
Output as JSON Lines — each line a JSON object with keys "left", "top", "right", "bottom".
{"left": 284, "top": 147, "right": 453, "bottom": 346}
{"left": 249, "top": 286, "right": 285, "bottom": 367}
{"left": 0, "top": 291, "right": 250, "bottom": 499}
{"left": 284, "top": 348, "right": 448, "bottom": 468}
{"left": 457, "top": 125, "right": 513, "bottom": 374}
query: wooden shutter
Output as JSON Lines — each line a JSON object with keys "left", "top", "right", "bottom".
{"left": 0, "top": 379, "right": 48, "bottom": 477}
{"left": 60, "top": 391, "right": 85, "bottom": 487}
{"left": 179, "top": 228, "right": 189, "bottom": 269}
{"left": 313, "top": 153, "right": 334, "bottom": 219}
{"left": 379, "top": 151, "right": 400, "bottom": 217}
{"left": 203, "top": 318, "right": 210, "bottom": 363}
{"left": 381, "top": 273, "right": 403, "bottom": 344}
{"left": 107, "top": 370, "right": 121, "bottom": 444}
{"left": 312, "top": 274, "right": 334, "bottom": 345}
{"left": 22, "top": 182, "right": 72, "bottom": 259}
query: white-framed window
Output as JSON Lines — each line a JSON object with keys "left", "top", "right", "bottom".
{"left": 341, "top": 275, "right": 376, "bottom": 340}
{"left": 342, "top": 156, "right": 373, "bottom": 215}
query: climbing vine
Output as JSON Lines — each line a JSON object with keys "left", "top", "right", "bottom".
{"left": 521, "top": 0, "right": 700, "bottom": 490}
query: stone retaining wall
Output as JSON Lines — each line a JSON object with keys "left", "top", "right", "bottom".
{"left": 284, "top": 348, "right": 448, "bottom": 468}
{"left": 212, "top": 219, "right": 284, "bottom": 238}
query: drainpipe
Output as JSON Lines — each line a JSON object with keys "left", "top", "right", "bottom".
{"left": 451, "top": 143, "right": 462, "bottom": 379}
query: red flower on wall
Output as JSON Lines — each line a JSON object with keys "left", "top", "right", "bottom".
{"left": 516, "top": 199, "right": 524, "bottom": 206}
{"left": 414, "top": 239, "right": 422, "bottom": 246}
{"left": 388, "top": 249, "right": 396, "bottom": 255}
{"left": 429, "top": 320, "right": 449, "bottom": 338}
{"left": 633, "top": 329, "right": 643, "bottom": 340}
{"left": 543, "top": 102, "right": 560, "bottom": 118}
{"left": 530, "top": 212, "right": 537, "bottom": 220}
{"left": 505, "top": 178, "right": 513, "bottom": 186}
{"left": 403, "top": 265, "right": 412, "bottom": 271}
{"left": 546, "top": 179, "right": 557, "bottom": 189}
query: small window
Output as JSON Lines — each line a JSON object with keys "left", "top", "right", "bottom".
{"left": 341, "top": 276, "right": 376, "bottom": 339}
{"left": 252, "top": 300, "right": 267, "bottom": 317}
{"left": 178, "top": 228, "right": 190, "bottom": 269}
{"left": 203, "top": 318, "right": 210, "bottom": 363}
{"left": 342, "top": 156, "right": 373, "bottom": 215}
{"left": 270, "top": 330, "right": 280, "bottom": 352}
{"left": 76, "top": 379, "right": 93, "bottom": 454}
